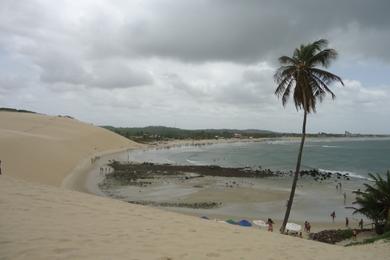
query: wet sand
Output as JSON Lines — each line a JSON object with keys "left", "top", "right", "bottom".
{"left": 85, "top": 158, "right": 367, "bottom": 230}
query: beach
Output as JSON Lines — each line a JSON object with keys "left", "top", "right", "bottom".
{"left": 1, "top": 111, "right": 389, "bottom": 259}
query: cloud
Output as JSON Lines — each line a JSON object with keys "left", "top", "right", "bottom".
{"left": 78, "top": 0, "right": 390, "bottom": 63}
{"left": 0, "top": 0, "right": 389, "bottom": 133}
{"left": 88, "top": 60, "right": 153, "bottom": 89}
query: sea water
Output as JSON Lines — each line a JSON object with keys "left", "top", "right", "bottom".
{"left": 115, "top": 137, "right": 390, "bottom": 222}
{"left": 129, "top": 137, "right": 390, "bottom": 179}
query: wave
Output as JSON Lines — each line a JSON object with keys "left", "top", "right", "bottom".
{"left": 318, "top": 168, "right": 369, "bottom": 180}
{"left": 321, "top": 145, "right": 340, "bottom": 148}
{"left": 186, "top": 159, "right": 208, "bottom": 166}
{"left": 265, "top": 140, "right": 299, "bottom": 145}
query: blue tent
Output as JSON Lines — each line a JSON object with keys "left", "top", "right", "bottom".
{"left": 238, "top": 219, "right": 252, "bottom": 227}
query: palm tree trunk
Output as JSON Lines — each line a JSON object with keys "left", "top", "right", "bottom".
{"left": 387, "top": 208, "right": 390, "bottom": 229}
{"left": 280, "top": 109, "right": 308, "bottom": 234}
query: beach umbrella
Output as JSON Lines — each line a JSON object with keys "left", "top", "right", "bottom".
{"left": 238, "top": 220, "right": 252, "bottom": 227}
{"left": 286, "top": 222, "right": 301, "bottom": 232}
{"left": 253, "top": 220, "right": 268, "bottom": 228}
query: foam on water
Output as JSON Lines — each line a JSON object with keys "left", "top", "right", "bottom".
{"left": 318, "top": 168, "right": 369, "bottom": 180}
{"left": 186, "top": 159, "right": 208, "bottom": 166}
{"left": 321, "top": 145, "right": 340, "bottom": 148}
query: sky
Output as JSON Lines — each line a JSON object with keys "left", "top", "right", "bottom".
{"left": 1, "top": 0, "right": 390, "bottom": 134}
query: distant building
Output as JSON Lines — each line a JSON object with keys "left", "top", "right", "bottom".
{"left": 345, "top": 131, "right": 352, "bottom": 136}
{"left": 233, "top": 133, "right": 242, "bottom": 138}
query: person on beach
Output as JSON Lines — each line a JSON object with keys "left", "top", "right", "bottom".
{"left": 307, "top": 222, "right": 311, "bottom": 233}
{"left": 345, "top": 217, "right": 349, "bottom": 228}
{"left": 304, "top": 221, "right": 308, "bottom": 232}
{"left": 359, "top": 219, "right": 364, "bottom": 230}
{"left": 267, "top": 218, "right": 274, "bottom": 232}
{"left": 343, "top": 192, "right": 347, "bottom": 205}
{"left": 0, "top": 160, "right": 2, "bottom": 175}
{"left": 330, "top": 211, "right": 336, "bottom": 222}
{"left": 352, "top": 229, "right": 357, "bottom": 240}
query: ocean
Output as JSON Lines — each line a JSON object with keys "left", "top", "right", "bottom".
{"left": 129, "top": 137, "right": 390, "bottom": 179}
{"left": 98, "top": 137, "right": 390, "bottom": 223}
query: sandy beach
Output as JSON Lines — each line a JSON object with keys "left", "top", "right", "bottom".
{"left": 1, "top": 111, "right": 389, "bottom": 259}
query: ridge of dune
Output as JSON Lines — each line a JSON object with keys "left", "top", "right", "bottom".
{"left": 0, "top": 111, "right": 143, "bottom": 186}
{"left": 1, "top": 111, "right": 389, "bottom": 259}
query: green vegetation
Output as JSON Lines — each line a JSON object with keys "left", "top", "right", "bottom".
{"left": 0, "top": 107, "right": 36, "bottom": 113}
{"left": 348, "top": 171, "right": 390, "bottom": 234}
{"left": 102, "top": 126, "right": 280, "bottom": 142}
{"left": 345, "top": 231, "right": 390, "bottom": 246}
{"left": 310, "top": 229, "right": 354, "bottom": 244}
{"left": 274, "top": 39, "right": 344, "bottom": 233}
{"left": 102, "top": 125, "right": 388, "bottom": 143}
{"left": 336, "top": 229, "right": 354, "bottom": 240}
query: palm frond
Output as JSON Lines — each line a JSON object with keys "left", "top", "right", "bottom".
{"left": 281, "top": 79, "right": 294, "bottom": 106}
{"left": 311, "top": 68, "right": 344, "bottom": 86}
{"left": 350, "top": 172, "right": 390, "bottom": 225}
{"left": 274, "top": 66, "right": 295, "bottom": 84}
{"left": 274, "top": 39, "right": 343, "bottom": 114}
{"left": 310, "top": 73, "right": 336, "bottom": 99}
{"left": 308, "top": 48, "right": 338, "bottom": 68}
{"left": 278, "top": 56, "right": 297, "bottom": 66}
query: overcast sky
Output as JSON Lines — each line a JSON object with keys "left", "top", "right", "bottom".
{"left": 1, "top": 0, "right": 390, "bottom": 134}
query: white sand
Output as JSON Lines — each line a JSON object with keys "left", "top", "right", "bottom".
{"left": 1, "top": 111, "right": 389, "bottom": 259}
{"left": 0, "top": 112, "right": 143, "bottom": 186}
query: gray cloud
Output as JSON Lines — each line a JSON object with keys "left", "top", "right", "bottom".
{"left": 82, "top": 0, "right": 390, "bottom": 63}
{"left": 0, "top": 0, "right": 389, "bottom": 133}
{"left": 88, "top": 60, "right": 153, "bottom": 89}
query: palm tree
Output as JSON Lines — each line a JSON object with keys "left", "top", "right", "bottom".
{"left": 274, "top": 39, "right": 344, "bottom": 233}
{"left": 348, "top": 171, "right": 390, "bottom": 234}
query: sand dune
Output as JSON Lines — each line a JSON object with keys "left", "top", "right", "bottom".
{"left": 0, "top": 112, "right": 142, "bottom": 186}
{"left": 1, "top": 111, "right": 389, "bottom": 259}
{"left": 1, "top": 176, "right": 389, "bottom": 260}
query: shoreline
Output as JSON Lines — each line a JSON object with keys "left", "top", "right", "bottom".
{"left": 61, "top": 136, "right": 376, "bottom": 232}
{"left": 61, "top": 146, "right": 144, "bottom": 193}
{"left": 66, "top": 134, "right": 390, "bottom": 194}
{"left": 144, "top": 135, "right": 390, "bottom": 149}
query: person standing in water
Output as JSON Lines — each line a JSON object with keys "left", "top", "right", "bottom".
{"left": 330, "top": 211, "right": 336, "bottom": 222}
{"left": 345, "top": 217, "right": 349, "bottom": 228}
{"left": 343, "top": 192, "right": 347, "bottom": 205}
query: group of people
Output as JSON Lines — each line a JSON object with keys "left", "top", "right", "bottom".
{"left": 99, "top": 167, "right": 111, "bottom": 174}
{"left": 266, "top": 218, "right": 310, "bottom": 238}
{"left": 331, "top": 211, "right": 364, "bottom": 229}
